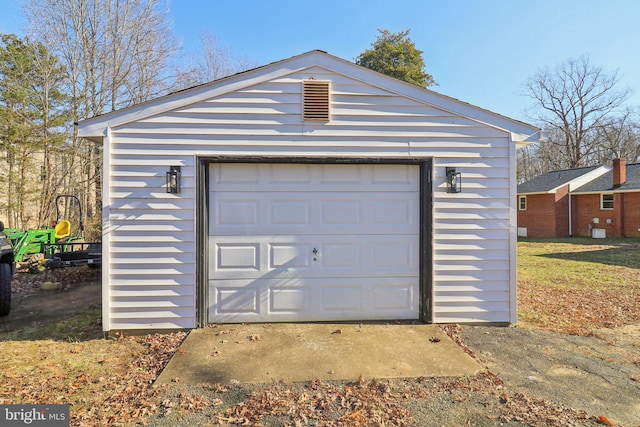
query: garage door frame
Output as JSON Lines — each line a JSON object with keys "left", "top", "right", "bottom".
{"left": 195, "top": 156, "right": 433, "bottom": 326}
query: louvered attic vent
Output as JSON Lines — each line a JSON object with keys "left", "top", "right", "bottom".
{"left": 303, "top": 80, "right": 330, "bottom": 121}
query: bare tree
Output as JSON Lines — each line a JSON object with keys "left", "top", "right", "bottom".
{"left": 22, "top": 0, "right": 179, "bottom": 220}
{"left": 523, "top": 55, "right": 632, "bottom": 170}
{"left": 517, "top": 128, "right": 573, "bottom": 182}
{"left": 591, "top": 109, "right": 640, "bottom": 164}
{"left": 172, "top": 32, "right": 258, "bottom": 91}
{"left": 24, "top": 0, "right": 178, "bottom": 116}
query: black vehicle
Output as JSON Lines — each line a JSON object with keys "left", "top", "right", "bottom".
{"left": 0, "top": 221, "right": 15, "bottom": 316}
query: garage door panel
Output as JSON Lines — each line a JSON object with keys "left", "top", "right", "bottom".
{"left": 211, "top": 192, "right": 418, "bottom": 235}
{"left": 211, "top": 163, "right": 418, "bottom": 192}
{"left": 208, "top": 163, "right": 420, "bottom": 323}
{"left": 322, "top": 200, "right": 360, "bottom": 224}
{"left": 270, "top": 244, "right": 309, "bottom": 269}
{"left": 209, "top": 235, "right": 418, "bottom": 279}
{"left": 372, "top": 198, "right": 412, "bottom": 225}
{"left": 216, "top": 243, "right": 260, "bottom": 270}
{"left": 372, "top": 242, "right": 413, "bottom": 268}
{"left": 217, "top": 200, "right": 258, "bottom": 225}
{"left": 322, "top": 286, "right": 361, "bottom": 311}
{"left": 268, "top": 163, "right": 313, "bottom": 184}
{"left": 374, "top": 285, "right": 413, "bottom": 311}
{"left": 372, "top": 164, "right": 414, "bottom": 185}
{"left": 208, "top": 277, "right": 418, "bottom": 322}
{"left": 270, "top": 287, "right": 311, "bottom": 313}
{"left": 321, "top": 243, "right": 360, "bottom": 267}
{"left": 216, "top": 287, "right": 259, "bottom": 314}
{"left": 270, "top": 200, "right": 311, "bottom": 225}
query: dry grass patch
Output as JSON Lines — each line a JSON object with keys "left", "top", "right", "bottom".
{"left": 518, "top": 238, "right": 640, "bottom": 334}
{"left": 0, "top": 333, "right": 187, "bottom": 426}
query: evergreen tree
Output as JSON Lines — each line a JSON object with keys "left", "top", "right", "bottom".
{"left": 0, "top": 34, "right": 70, "bottom": 227}
{"left": 356, "top": 29, "right": 435, "bottom": 88}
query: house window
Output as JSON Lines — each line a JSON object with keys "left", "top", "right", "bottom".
{"left": 518, "top": 196, "right": 527, "bottom": 211}
{"left": 601, "top": 194, "right": 614, "bottom": 210}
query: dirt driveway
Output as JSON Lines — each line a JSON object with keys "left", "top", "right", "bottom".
{"left": 1, "top": 273, "right": 639, "bottom": 425}
{"left": 0, "top": 267, "right": 101, "bottom": 339}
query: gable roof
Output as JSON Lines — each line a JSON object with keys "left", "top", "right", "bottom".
{"left": 78, "top": 50, "right": 540, "bottom": 144}
{"left": 517, "top": 166, "right": 608, "bottom": 194}
{"left": 572, "top": 163, "right": 640, "bottom": 193}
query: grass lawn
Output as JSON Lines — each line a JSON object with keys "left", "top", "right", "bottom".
{"left": 517, "top": 237, "right": 640, "bottom": 334}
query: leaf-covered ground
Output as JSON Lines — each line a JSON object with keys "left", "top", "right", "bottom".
{"left": 1, "top": 239, "right": 638, "bottom": 425}
{"left": 517, "top": 239, "right": 640, "bottom": 335}
{"left": 0, "top": 332, "right": 187, "bottom": 426}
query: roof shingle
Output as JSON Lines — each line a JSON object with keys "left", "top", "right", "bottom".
{"left": 572, "top": 163, "right": 640, "bottom": 193}
{"left": 517, "top": 166, "right": 601, "bottom": 194}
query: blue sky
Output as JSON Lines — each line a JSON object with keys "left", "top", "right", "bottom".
{"left": 0, "top": 0, "right": 639, "bottom": 123}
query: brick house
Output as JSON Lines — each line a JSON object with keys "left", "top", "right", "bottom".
{"left": 516, "top": 165, "right": 608, "bottom": 238}
{"left": 571, "top": 159, "right": 640, "bottom": 238}
{"left": 518, "top": 159, "right": 640, "bottom": 238}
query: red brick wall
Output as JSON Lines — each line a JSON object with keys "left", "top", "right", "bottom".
{"left": 622, "top": 193, "right": 640, "bottom": 237}
{"left": 517, "top": 193, "right": 558, "bottom": 237}
{"left": 554, "top": 185, "right": 570, "bottom": 237}
{"left": 517, "top": 185, "right": 574, "bottom": 238}
{"left": 521, "top": 190, "right": 640, "bottom": 238}
{"left": 572, "top": 193, "right": 623, "bottom": 237}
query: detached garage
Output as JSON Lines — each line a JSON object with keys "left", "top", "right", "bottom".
{"left": 78, "top": 50, "right": 540, "bottom": 332}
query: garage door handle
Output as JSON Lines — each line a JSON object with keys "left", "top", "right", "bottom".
{"left": 312, "top": 248, "right": 319, "bottom": 256}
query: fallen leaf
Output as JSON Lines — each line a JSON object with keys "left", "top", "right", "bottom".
{"left": 332, "top": 329, "right": 342, "bottom": 335}
{"left": 429, "top": 337, "right": 441, "bottom": 343}
{"left": 597, "top": 415, "right": 614, "bottom": 426}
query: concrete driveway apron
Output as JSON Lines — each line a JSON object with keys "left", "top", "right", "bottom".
{"left": 156, "top": 323, "right": 481, "bottom": 384}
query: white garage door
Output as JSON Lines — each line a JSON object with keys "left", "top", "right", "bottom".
{"left": 208, "top": 163, "right": 420, "bottom": 323}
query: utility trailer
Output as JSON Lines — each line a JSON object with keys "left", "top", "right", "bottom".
{"left": 43, "top": 241, "right": 101, "bottom": 269}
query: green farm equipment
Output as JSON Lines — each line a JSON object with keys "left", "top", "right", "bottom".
{"left": 3, "top": 228, "right": 26, "bottom": 246}
{"left": 12, "top": 195, "right": 86, "bottom": 272}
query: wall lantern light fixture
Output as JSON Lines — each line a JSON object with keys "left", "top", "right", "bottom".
{"left": 446, "top": 167, "right": 461, "bottom": 193}
{"left": 166, "top": 166, "right": 181, "bottom": 194}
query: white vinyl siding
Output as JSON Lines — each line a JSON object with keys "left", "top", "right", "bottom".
{"left": 105, "top": 161, "right": 196, "bottom": 330}
{"left": 80, "top": 52, "right": 536, "bottom": 330}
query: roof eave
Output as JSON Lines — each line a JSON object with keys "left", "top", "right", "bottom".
{"left": 517, "top": 191, "right": 554, "bottom": 196}
{"left": 573, "top": 187, "right": 640, "bottom": 195}
{"left": 512, "top": 131, "right": 543, "bottom": 149}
